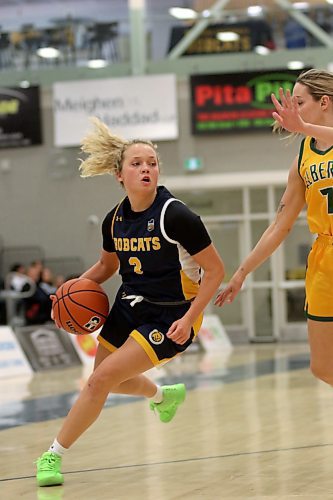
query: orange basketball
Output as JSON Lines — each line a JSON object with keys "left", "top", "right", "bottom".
{"left": 52, "top": 278, "right": 109, "bottom": 335}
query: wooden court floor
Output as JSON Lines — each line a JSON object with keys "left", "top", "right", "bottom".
{"left": 2, "top": 342, "right": 333, "bottom": 499}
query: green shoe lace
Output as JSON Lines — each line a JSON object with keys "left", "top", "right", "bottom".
{"left": 36, "top": 451, "right": 64, "bottom": 487}
{"left": 150, "top": 384, "right": 186, "bottom": 423}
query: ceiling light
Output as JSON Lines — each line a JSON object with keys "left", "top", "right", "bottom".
{"left": 217, "top": 32, "right": 240, "bottom": 42}
{"left": 169, "top": 7, "right": 198, "bottom": 20}
{"left": 87, "top": 59, "right": 107, "bottom": 69}
{"left": 326, "top": 0, "right": 333, "bottom": 4}
{"left": 20, "top": 80, "right": 30, "bottom": 88}
{"left": 293, "top": 2, "right": 309, "bottom": 9}
{"left": 247, "top": 5, "right": 263, "bottom": 17}
{"left": 254, "top": 45, "right": 270, "bottom": 55}
{"left": 36, "top": 47, "right": 60, "bottom": 58}
{"left": 287, "top": 60, "right": 305, "bottom": 70}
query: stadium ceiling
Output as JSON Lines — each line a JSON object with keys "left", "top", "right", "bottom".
{"left": 0, "top": 0, "right": 329, "bottom": 7}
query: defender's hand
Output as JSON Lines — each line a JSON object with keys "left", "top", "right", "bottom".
{"left": 271, "top": 88, "right": 305, "bottom": 134}
{"left": 214, "top": 277, "right": 243, "bottom": 307}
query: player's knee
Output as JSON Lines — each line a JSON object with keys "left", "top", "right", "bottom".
{"left": 87, "top": 371, "right": 112, "bottom": 400}
{"left": 88, "top": 364, "right": 124, "bottom": 395}
{"left": 310, "top": 361, "right": 333, "bottom": 385}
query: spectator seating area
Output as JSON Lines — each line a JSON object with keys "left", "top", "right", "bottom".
{"left": 0, "top": 5, "right": 333, "bottom": 71}
{"left": 0, "top": 20, "right": 119, "bottom": 70}
{"left": 0, "top": 241, "right": 84, "bottom": 328}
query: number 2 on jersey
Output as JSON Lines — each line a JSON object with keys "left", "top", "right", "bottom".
{"left": 129, "top": 257, "right": 143, "bottom": 274}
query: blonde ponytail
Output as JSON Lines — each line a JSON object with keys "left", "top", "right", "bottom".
{"left": 79, "top": 117, "right": 129, "bottom": 178}
{"left": 79, "top": 117, "right": 161, "bottom": 178}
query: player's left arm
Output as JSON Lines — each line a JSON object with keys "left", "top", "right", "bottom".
{"left": 165, "top": 202, "right": 224, "bottom": 344}
{"left": 167, "top": 244, "right": 224, "bottom": 344}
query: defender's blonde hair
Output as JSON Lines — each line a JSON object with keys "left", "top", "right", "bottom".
{"left": 273, "top": 68, "right": 333, "bottom": 135}
{"left": 79, "top": 117, "right": 159, "bottom": 178}
{"left": 296, "top": 68, "right": 333, "bottom": 101}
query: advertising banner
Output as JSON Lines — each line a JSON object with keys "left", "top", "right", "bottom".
{"left": 69, "top": 330, "right": 98, "bottom": 366}
{"left": 190, "top": 69, "right": 309, "bottom": 134}
{"left": 0, "top": 86, "right": 42, "bottom": 148}
{"left": 0, "top": 326, "right": 33, "bottom": 378}
{"left": 197, "top": 314, "right": 233, "bottom": 353}
{"left": 15, "top": 324, "right": 82, "bottom": 371}
{"left": 53, "top": 74, "right": 178, "bottom": 146}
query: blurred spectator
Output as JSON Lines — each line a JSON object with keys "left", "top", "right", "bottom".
{"left": 8, "top": 263, "right": 28, "bottom": 291}
{"left": 6, "top": 263, "right": 30, "bottom": 320}
{"left": 55, "top": 274, "right": 65, "bottom": 289}
{"left": 30, "top": 259, "right": 43, "bottom": 284}
{"left": 39, "top": 267, "right": 57, "bottom": 295}
{"left": 22, "top": 262, "right": 52, "bottom": 325}
{"left": 284, "top": 18, "right": 307, "bottom": 49}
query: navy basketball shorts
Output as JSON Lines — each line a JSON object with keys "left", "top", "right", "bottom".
{"left": 98, "top": 288, "right": 202, "bottom": 366}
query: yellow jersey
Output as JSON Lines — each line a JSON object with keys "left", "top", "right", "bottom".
{"left": 298, "top": 136, "right": 333, "bottom": 236}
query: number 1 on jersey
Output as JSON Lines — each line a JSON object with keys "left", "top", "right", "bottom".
{"left": 320, "top": 187, "right": 333, "bottom": 214}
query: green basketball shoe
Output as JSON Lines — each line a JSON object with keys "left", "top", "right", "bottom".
{"left": 36, "top": 451, "right": 64, "bottom": 487}
{"left": 150, "top": 384, "right": 186, "bottom": 423}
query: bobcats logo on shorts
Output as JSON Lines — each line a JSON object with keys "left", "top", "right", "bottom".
{"left": 84, "top": 316, "right": 101, "bottom": 331}
{"left": 149, "top": 329, "right": 164, "bottom": 345}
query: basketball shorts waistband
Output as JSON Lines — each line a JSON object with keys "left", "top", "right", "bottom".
{"left": 121, "top": 292, "right": 193, "bottom": 307}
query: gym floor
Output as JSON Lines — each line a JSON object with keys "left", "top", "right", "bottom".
{"left": 1, "top": 342, "right": 333, "bottom": 500}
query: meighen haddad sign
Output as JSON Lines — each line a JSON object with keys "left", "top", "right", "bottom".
{"left": 53, "top": 74, "right": 178, "bottom": 147}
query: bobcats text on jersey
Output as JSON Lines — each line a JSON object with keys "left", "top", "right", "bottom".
{"left": 113, "top": 236, "right": 161, "bottom": 252}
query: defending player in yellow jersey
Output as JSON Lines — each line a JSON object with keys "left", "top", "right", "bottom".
{"left": 298, "top": 135, "right": 333, "bottom": 320}
{"left": 215, "top": 68, "right": 333, "bottom": 387}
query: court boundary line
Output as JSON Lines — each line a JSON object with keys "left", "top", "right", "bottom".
{"left": 1, "top": 441, "right": 333, "bottom": 483}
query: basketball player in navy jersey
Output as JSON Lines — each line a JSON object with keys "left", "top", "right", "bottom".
{"left": 36, "top": 117, "right": 225, "bottom": 487}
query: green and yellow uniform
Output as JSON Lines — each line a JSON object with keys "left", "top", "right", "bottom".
{"left": 298, "top": 136, "right": 333, "bottom": 320}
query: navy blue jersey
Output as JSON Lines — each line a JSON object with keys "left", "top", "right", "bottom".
{"left": 102, "top": 186, "right": 211, "bottom": 302}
